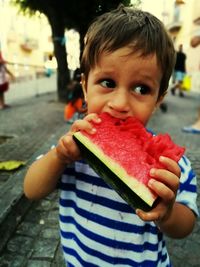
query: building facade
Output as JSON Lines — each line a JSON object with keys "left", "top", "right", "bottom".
{"left": 1, "top": 0, "right": 200, "bottom": 91}
{"left": 140, "top": 0, "right": 200, "bottom": 92}
{"left": 0, "top": 0, "right": 80, "bottom": 80}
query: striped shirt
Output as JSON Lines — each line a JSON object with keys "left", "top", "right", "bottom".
{"left": 59, "top": 155, "right": 198, "bottom": 267}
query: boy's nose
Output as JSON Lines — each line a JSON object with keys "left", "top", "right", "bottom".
{"left": 108, "top": 89, "right": 129, "bottom": 113}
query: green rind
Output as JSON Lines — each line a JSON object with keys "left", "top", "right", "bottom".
{"left": 73, "top": 132, "right": 156, "bottom": 211}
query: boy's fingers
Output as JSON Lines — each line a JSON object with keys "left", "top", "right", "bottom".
{"left": 149, "top": 168, "right": 179, "bottom": 192}
{"left": 136, "top": 208, "right": 160, "bottom": 222}
{"left": 70, "top": 113, "right": 101, "bottom": 135}
{"left": 57, "top": 135, "right": 81, "bottom": 161}
{"left": 84, "top": 113, "right": 101, "bottom": 123}
{"left": 148, "top": 178, "right": 175, "bottom": 203}
{"left": 70, "top": 119, "right": 94, "bottom": 134}
{"left": 159, "top": 156, "right": 181, "bottom": 177}
{"left": 136, "top": 202, "right": 169, "bottom": 222}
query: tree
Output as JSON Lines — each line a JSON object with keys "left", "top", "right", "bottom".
{"left": 12, "top": 0, "right": 131, "bottom": 102}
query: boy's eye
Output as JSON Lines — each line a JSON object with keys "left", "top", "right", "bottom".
{"left": 133, "top": 85, "right": 151, "bottom": 95}
{"left": 100, "top": 79, "right": 116, "bottom": 88}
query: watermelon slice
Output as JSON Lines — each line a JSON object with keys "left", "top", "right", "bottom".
{"left": 73, "top": 113, "right": 185, "bottom": 211}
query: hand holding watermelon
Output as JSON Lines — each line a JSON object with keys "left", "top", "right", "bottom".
{"left": 73, "top": 113, "right": 185, "bottom": 212}
{"left": 56, "top": 113, "right": 102, "bottom": 164}
{"left": 136, "top": 155, "right": 181, "bottom": 224}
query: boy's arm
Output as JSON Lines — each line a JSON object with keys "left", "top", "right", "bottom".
{"left": 5, "top": 66, "right": 15, "bottom": 79}
{"left": 137, "top": 201, "right": 196, "bottom": 238}
{"left": 24, "top": 113, "right": 100, "bottom": 200}
{"left": 155, "top": 202, "right": 196, "bottom": 238}
{"left": 24, "top": 147, "right": 66, "bottom": 200}
{"left": 136, "top": 156, "right": 197, "bottom": 238}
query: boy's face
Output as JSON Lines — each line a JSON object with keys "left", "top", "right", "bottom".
{"left": 82, "top": 47, "right": 163, "bottom": 125}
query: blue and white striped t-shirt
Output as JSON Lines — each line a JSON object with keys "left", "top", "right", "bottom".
{"left": 59, "top": 155, "right": 198, "bottom": 267}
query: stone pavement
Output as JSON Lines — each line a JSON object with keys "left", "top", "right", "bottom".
{"left": 0, "top": 92, "right": 67, "bottom": 267}
{"left": 0, "top": 89, "right": 199, "bottom": 267}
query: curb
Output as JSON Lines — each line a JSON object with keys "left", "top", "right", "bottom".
{"left": 0, "top": 124, "right": 68, "bottom": 253}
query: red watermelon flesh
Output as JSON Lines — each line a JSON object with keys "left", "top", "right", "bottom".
{"left": 73, "top": 113, "right": 185, "bottom": 210}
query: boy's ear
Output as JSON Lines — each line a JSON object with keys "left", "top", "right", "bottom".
{"left": 81, "top": 73, "right": 87, "bottom": 102}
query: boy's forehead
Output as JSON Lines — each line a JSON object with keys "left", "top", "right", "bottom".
{"left": 91, "top": 50, "right": 162, "bottom": 81}
{"left": 96, "top": 48, "right": 160, "bottom": 67}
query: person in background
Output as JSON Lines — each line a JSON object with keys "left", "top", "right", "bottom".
{"left": 23, "top": 6, "right": 198, "bottom": 266}
{"left": 182, "top": 60, "right": 200, "bottom": 134}
{"left": 44, "top": 54, "right": 57, "bottom": 77}
{"left": 64, "top": 79, "right": 86, "bottom": 122}
{"left": 0, "top": 52, "right": 14, "bottom": 110}
{"left": 159, "top": 101, "right": 168, "bottom": 113}
{"left": 171, "top": 44, "right": 186, "bottom": 97}
{"left": 64, "top": 68, "right": 86, "bottom": 122}
{"left": 182, "top": 107, "right": 200, "bottom": 134}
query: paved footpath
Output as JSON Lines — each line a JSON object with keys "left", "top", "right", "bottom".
{"left": 0, "top": 90, "right": 199, "bottom": 267}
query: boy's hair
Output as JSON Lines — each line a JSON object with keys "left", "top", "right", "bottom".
{"left": 81, "top": 5, "right": 176, "bottom": 99}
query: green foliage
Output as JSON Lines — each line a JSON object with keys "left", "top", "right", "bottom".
{"left": 12, "top": 0, "right": 131, "bottom": 26}
{"left": 12, "top": 0, "right": 50, "bottom": 13}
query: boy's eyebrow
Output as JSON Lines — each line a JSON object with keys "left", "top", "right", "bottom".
{"left": 132, "top": 76, "right": 159, "bottom": 88}
{"left": 92, "top": 68, "right": 116, "bottom": 77}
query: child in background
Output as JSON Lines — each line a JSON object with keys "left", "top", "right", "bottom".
{"left": 0, "top": 52, "right": 14, "bottom": 109}
{"left": 24, "top": 5, "right": 198, "bottom": 267}
{"left": 64, "top": 79, "right": 85, "bottom": 122}
{"left": 64, "top": 69, "right": 86, "bottom": 122}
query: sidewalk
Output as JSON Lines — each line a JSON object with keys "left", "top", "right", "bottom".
{"left": 6, "top": 73, "right": 57, "bottom": 104}
{"left": 0, "top": 89, "right": 199, "bottom": 267}
{"left": 0, "top": 91, "right": 67, "bottom": 266}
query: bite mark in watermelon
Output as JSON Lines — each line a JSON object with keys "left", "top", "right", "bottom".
{"left": 73, "top": 113, "right": 185, "bottom": 211}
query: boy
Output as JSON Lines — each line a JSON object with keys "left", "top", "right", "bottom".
{"left": 24, "top": 6, "right": 198, "bottom": 266}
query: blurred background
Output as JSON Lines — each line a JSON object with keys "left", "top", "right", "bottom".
{"left": 0, "top": 0, "right": 199, "bottom": 103}
{"left": 0, "top": 1, "right": 200, "bottom": 266}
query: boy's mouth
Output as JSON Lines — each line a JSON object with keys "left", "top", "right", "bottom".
{"left": 105, "top": 112, "right": 132, "bottom": 121}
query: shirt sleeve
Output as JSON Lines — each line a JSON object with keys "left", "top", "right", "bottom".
{"left": 176, "top": 155, "right": 199, "bottom": 216}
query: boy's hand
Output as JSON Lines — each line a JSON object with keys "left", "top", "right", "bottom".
{"left": 136, "top": 156, "right": 181, "bottom": 225}
{"left": 56, "top": 113, "right": 101, "bottom": 164}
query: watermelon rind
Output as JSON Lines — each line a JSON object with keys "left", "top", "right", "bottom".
{"left": 73, "top": 131, "right": 157, "bottom": 211}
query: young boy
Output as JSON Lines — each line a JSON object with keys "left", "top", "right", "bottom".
{"left": 24, "top": 6, "right": 198, "bottom": 267}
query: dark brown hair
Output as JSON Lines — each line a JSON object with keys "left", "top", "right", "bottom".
{"left": 81, "top": 5, "right": 175, "bottom": 99}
